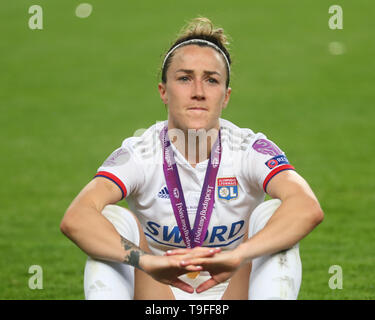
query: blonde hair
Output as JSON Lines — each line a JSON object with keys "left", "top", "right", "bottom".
{"left": 161, "top": 17, "right": 232, "bottom": 87}
{"left": 177, "top": 17, "right": 230, "bottom": 47}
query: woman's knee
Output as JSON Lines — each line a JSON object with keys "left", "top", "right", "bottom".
{"left": 249, "top": 199, "right": 281, "bottom": 237}
{"left": 101, "top": 205, "right": 142, "bottom": 246}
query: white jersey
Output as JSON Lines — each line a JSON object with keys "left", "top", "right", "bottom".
{"left": 95, "top": 119, "right": 294, "bottom": 255}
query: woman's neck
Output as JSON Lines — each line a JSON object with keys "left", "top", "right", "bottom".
{"left": 167, "top": 125, "right": 219, "bottom": 168}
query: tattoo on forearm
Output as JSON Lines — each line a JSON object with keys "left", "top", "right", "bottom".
{"left": 121, "top": 236, "right": 146, "bottom": 271}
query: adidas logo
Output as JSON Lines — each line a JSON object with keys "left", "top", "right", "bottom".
{"left": 158, "top": 186, "right": 170, "bottom": 199}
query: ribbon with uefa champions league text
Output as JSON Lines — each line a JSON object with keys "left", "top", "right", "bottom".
{"left": 160, "top": 125, "right": 222, "bottom": 250}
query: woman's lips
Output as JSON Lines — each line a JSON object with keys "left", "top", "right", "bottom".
{"left": 187, "top": 107, "right": 208, "bottom": 111}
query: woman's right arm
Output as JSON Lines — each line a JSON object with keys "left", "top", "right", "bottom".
{"left": 60, "top": 177, "right": 212, "bottom": 292}
{"left": 60, "top": 177, "right": 142, "bottom": 264}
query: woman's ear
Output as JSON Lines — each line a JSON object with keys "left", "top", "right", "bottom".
{"left": 222, "top": 87, "right": 232, "bottom": 110}
{"left": 158, "top": 82, "right": 168, "bottom": 104}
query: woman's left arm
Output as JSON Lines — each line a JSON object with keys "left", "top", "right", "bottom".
{"left": 178, "top": 170, "right": 324, "bottom": 293}
{"left": 234, "top": 169, "right": 324, "bottom": 264}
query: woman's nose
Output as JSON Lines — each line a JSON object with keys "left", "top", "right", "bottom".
{"left": 192, "top": 80, "right": 205, "bottom": 100}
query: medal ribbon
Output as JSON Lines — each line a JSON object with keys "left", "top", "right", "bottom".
{"left": 160, "top": 126, "right": 222, "bottom": 248}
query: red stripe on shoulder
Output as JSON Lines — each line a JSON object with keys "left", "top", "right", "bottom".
{"left": 263, "top": 164, "right": 295, "bottom": 193}
{"left": 94, "top": 171, "right": 127, "bottom": 198}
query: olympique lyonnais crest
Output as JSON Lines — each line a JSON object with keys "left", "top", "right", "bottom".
{"left": 217, "top": 177, "right": 238, "bottom": 200}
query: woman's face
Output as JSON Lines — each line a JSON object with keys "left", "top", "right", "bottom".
{"left": 158, "top": 45, "right": 232, "bottom": 132}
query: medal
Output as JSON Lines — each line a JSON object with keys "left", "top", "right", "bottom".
{"left": 187, "top": 271, "right": 200, "bottom": 279}
{"left": 160, "top": 125, "right": 222, "bottom": 277}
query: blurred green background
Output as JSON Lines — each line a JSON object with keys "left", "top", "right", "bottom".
{"left": 1, "top": 0, "right": 374, "bottom": 299}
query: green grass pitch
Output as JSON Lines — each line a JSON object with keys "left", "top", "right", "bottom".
{"left": 0, "top": 0, "right": 374, "bottom": 299}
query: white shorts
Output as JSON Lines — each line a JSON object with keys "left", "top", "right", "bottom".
{"left": 169, "top": 272, "right": 229, "bottom": 300}
{"left": 85, "top": 201, "right": 301, "bottom": 300}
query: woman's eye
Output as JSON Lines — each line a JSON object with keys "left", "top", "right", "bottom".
{"left": 178, "top": 76, "right": 190, "bottom": 81}
{"left": 177, "top": 76, "right": 218, "bottom": 84}
{"left": 208, "top": 78, "right": 218, "bottom": 84}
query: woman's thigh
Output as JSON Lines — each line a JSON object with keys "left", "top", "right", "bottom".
{"left": 133, "top": 216, "right": 175, "bottom": 300}
{"left": 221, "top": 262, "right": 251, "bottom": 300}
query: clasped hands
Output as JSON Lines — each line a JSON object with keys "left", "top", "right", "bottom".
{"left": 139, "top": 246, "right": 242, "bottom": 294}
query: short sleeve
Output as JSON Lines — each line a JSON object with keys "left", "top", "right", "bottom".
{"left": 93, "top": 140, "right": 144, "bottom": 199}
{"left": 246, "top": 135, "right": 295, "bottom": 193}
